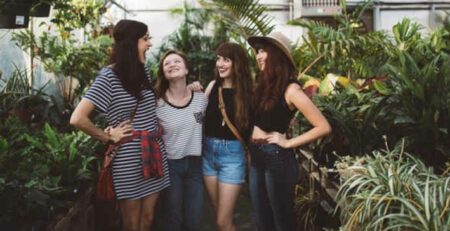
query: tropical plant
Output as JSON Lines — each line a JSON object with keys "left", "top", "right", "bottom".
{"left": 336, "top": 139, "right": 450, "bottom": 230}
{"left": 151, "top": 0, "right": 274, "bottom": 86}
{"left": 290, "top": 0, "right": 390, "bottom": 80}
{"left": 0, "top": 65, "right": 58, "bottom": 124}
{"left": 199, "top": 0, "right": 274, "bottom": 68}
{"left": 294, "top": 71, "right": 391, "bottom": 167}
{"left": 199, "top": 0, "right": 274, "bottom": 38}
{"left": 0, "top": 116, "right": 102, "bottom": 229}
{"left": 379, "top": 18, "right": 450, "bottom": 169}
{"left": 148, "top": 2, "right": 228, "bottom": 86}
{"left": 11, "top": 0, "right": 112, "bottom": 113}
{"left": 319, "top": 88, "right": 387, "bottom": 159}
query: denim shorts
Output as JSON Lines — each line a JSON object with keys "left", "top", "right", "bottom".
{"left": 202, "top": 136, "right": 246, "bottom": 184}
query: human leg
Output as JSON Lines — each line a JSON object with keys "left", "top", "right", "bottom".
{"left": 203, "top": 175, "right": 219, "bottom": 212}
{"left": 248, "top": 143, "right": 276, "bottom": 231}
{"left": 203, "top": 137, "right": 220, "bottom": 212}
{"left": 213, "top": 140, "right": 246, "bottom": 231}
{"left": 183, "top": 156, "right": 204, "bottom": 231}
{"left": 139, "top": 192, "right": 160, "bottom": 231}
{"left": 119, "top": 199, "right": 142, "bottom": 231}
{"left": 163, "top": 159, "right": 185, "bottom": 231}
{"left": 262, "top": 146, "right": 298, "bottom": 231}
{"left": 216, "top": 182, "right": 241, "bottom": 231}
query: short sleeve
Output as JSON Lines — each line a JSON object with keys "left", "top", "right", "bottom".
{"left": 84, "top": 68, "right": 112, "bottom": 113}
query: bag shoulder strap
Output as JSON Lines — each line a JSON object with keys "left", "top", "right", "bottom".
{"left": 218, "top": 86, "right": 247, "bottom": 149}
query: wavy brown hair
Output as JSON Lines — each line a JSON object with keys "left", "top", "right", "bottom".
{"left": 155, "top": 50, "right": 190, "bottom": 101}
{"left": 254, "top": 43, "right": 296, "bottom": 112}
{"left": 215, "top": 42, "right": 253, "bottom": 134}
{"left": 109, "top": 20, "right": 151, "bottom": 100}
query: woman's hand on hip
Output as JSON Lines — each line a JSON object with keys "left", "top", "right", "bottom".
{"left": 266, "top": 132, "right": 291, "bottom": 149}
{"left": 106, "top": 120, "right": 133, "bottom": 143}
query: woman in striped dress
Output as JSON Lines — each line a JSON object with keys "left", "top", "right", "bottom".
{"left": 70, "top": 19, "right": 170, "bottom": 231}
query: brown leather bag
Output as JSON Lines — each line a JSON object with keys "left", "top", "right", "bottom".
{"left": 96, "top": 145, "right": 119, "bottom": 201}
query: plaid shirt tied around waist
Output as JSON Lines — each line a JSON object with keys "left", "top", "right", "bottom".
{"left": 113, "top": 123, "right": 164, "bottom": 179}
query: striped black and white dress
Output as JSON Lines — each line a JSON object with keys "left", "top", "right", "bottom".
{"left": 84, "top": 67, "right": 170, "bottom": 200}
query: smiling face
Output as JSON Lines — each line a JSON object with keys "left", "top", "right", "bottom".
{"left": 216, "top": 55, "right": 233, "bottom": 79}
{"left": 162, "top": 53, "right": 188, "bottom": 80}
{"left": 137, "top": 31, "right": 152, "bottom": 63}
{"left": 256, "top": 48, "right": 268, "bottom": 71}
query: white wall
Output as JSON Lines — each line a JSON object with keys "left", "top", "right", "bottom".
{"left": 380, "top": 10, "right": 430, "bottom": 32}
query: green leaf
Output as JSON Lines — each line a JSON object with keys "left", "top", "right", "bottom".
{"left": 393, "top": 116, "right": 416, "bottom": 125}
{"left": 373, "top": 80, "right": 391, "bottom": 95}
{"left": 44, "top": 123, "right": 59, "bottom": 149}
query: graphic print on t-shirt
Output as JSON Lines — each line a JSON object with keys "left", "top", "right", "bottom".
{"left": 194, "top": 111, "right": 203, "bottom": 124}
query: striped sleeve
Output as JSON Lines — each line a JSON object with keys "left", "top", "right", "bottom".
{"left": 84, "top": 69, "right": 112, "bottom": 113}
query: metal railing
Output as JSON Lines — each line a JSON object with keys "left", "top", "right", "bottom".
{"left": 295, "top": 0, "right": 342, "bottom": 17}
{"left": 302, "top": 0, "right": 339, "bottom": 8}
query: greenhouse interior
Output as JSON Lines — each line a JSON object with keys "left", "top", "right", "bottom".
{"left": 0, "top": 0, "right": 449, "bottom": 230}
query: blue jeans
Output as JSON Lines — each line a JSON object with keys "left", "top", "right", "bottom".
{"left": 162, "top": 156, "right": 203, "bottom": 231}
{"left": 248, "top": 143, "right": 299, "bottom": 231}
{"left": 202, "top": 136, "right": 247, "bottom": 184}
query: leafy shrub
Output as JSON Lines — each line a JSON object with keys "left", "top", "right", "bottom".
{"left": 0, "top": 116, "right": 102, "bottom": 228}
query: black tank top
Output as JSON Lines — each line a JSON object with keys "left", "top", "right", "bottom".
{"left": 205, "top": 83, "right": 237, "bottom": 140}
{"left": 254, "top": 81, "right": 300, "bottom": 133}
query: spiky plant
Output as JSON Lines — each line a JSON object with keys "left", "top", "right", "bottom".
{"left": 336, "top": 139, "right": 450, "bottom": 230}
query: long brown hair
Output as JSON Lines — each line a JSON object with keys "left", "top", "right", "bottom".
{"left": 155, "top": 50, "right": 190, "bottom": 101}
{"left": 254, "top": 43, "right": 295, "bottom": 112}
{"left": 109, "top": 19, "right": 151, "bottom": 100}
{"left": 215, "top": 42, "right": 253, "bottom": 133}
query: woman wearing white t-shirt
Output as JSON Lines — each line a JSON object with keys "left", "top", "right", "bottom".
{"left": 155, "top": 50, "right": 208, "bottom": 231}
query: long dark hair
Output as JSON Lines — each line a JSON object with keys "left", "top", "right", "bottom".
{"left": 215, "top": 42, "right": 253, "bottom": 133}
{"left": 155, "top": 50, "right": 190, "bottom": 101}
{"left": 109, "top": 19, "right": 151, "bottom": 100}
{"left": 254, "top": 43, "right": 295, "bottom": 112}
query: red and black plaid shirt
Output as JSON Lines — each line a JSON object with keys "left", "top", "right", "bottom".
{"left": 113, "top": 123, "right": 164, "bottom": 179}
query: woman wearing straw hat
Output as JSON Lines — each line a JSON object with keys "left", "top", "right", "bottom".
{"left": 247, "top": 31, "right": 331, "bottom": 231}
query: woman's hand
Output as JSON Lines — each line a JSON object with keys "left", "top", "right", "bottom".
{"left": 187, "top": 81, "right": 203, "bottom": 92}
{"left": 265, "top": 132, "right": 291, "bottom": 149}
{"left": 106, "top": 120, "right": 133, "bottom": 143}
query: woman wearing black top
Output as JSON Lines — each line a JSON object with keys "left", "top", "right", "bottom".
{"left": 203, "top": 42, "right": 253, "bottom": 231}
{"left": 247, "top": 32, "right": 331, "bottom": 231}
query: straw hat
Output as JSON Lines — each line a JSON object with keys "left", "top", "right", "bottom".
{"left": 248, "top": 31, "right": 296, "bottom": 68}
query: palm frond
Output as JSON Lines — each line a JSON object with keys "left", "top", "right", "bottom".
{"left": 199, "top": 0, "right": 274, "bottom": 38}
